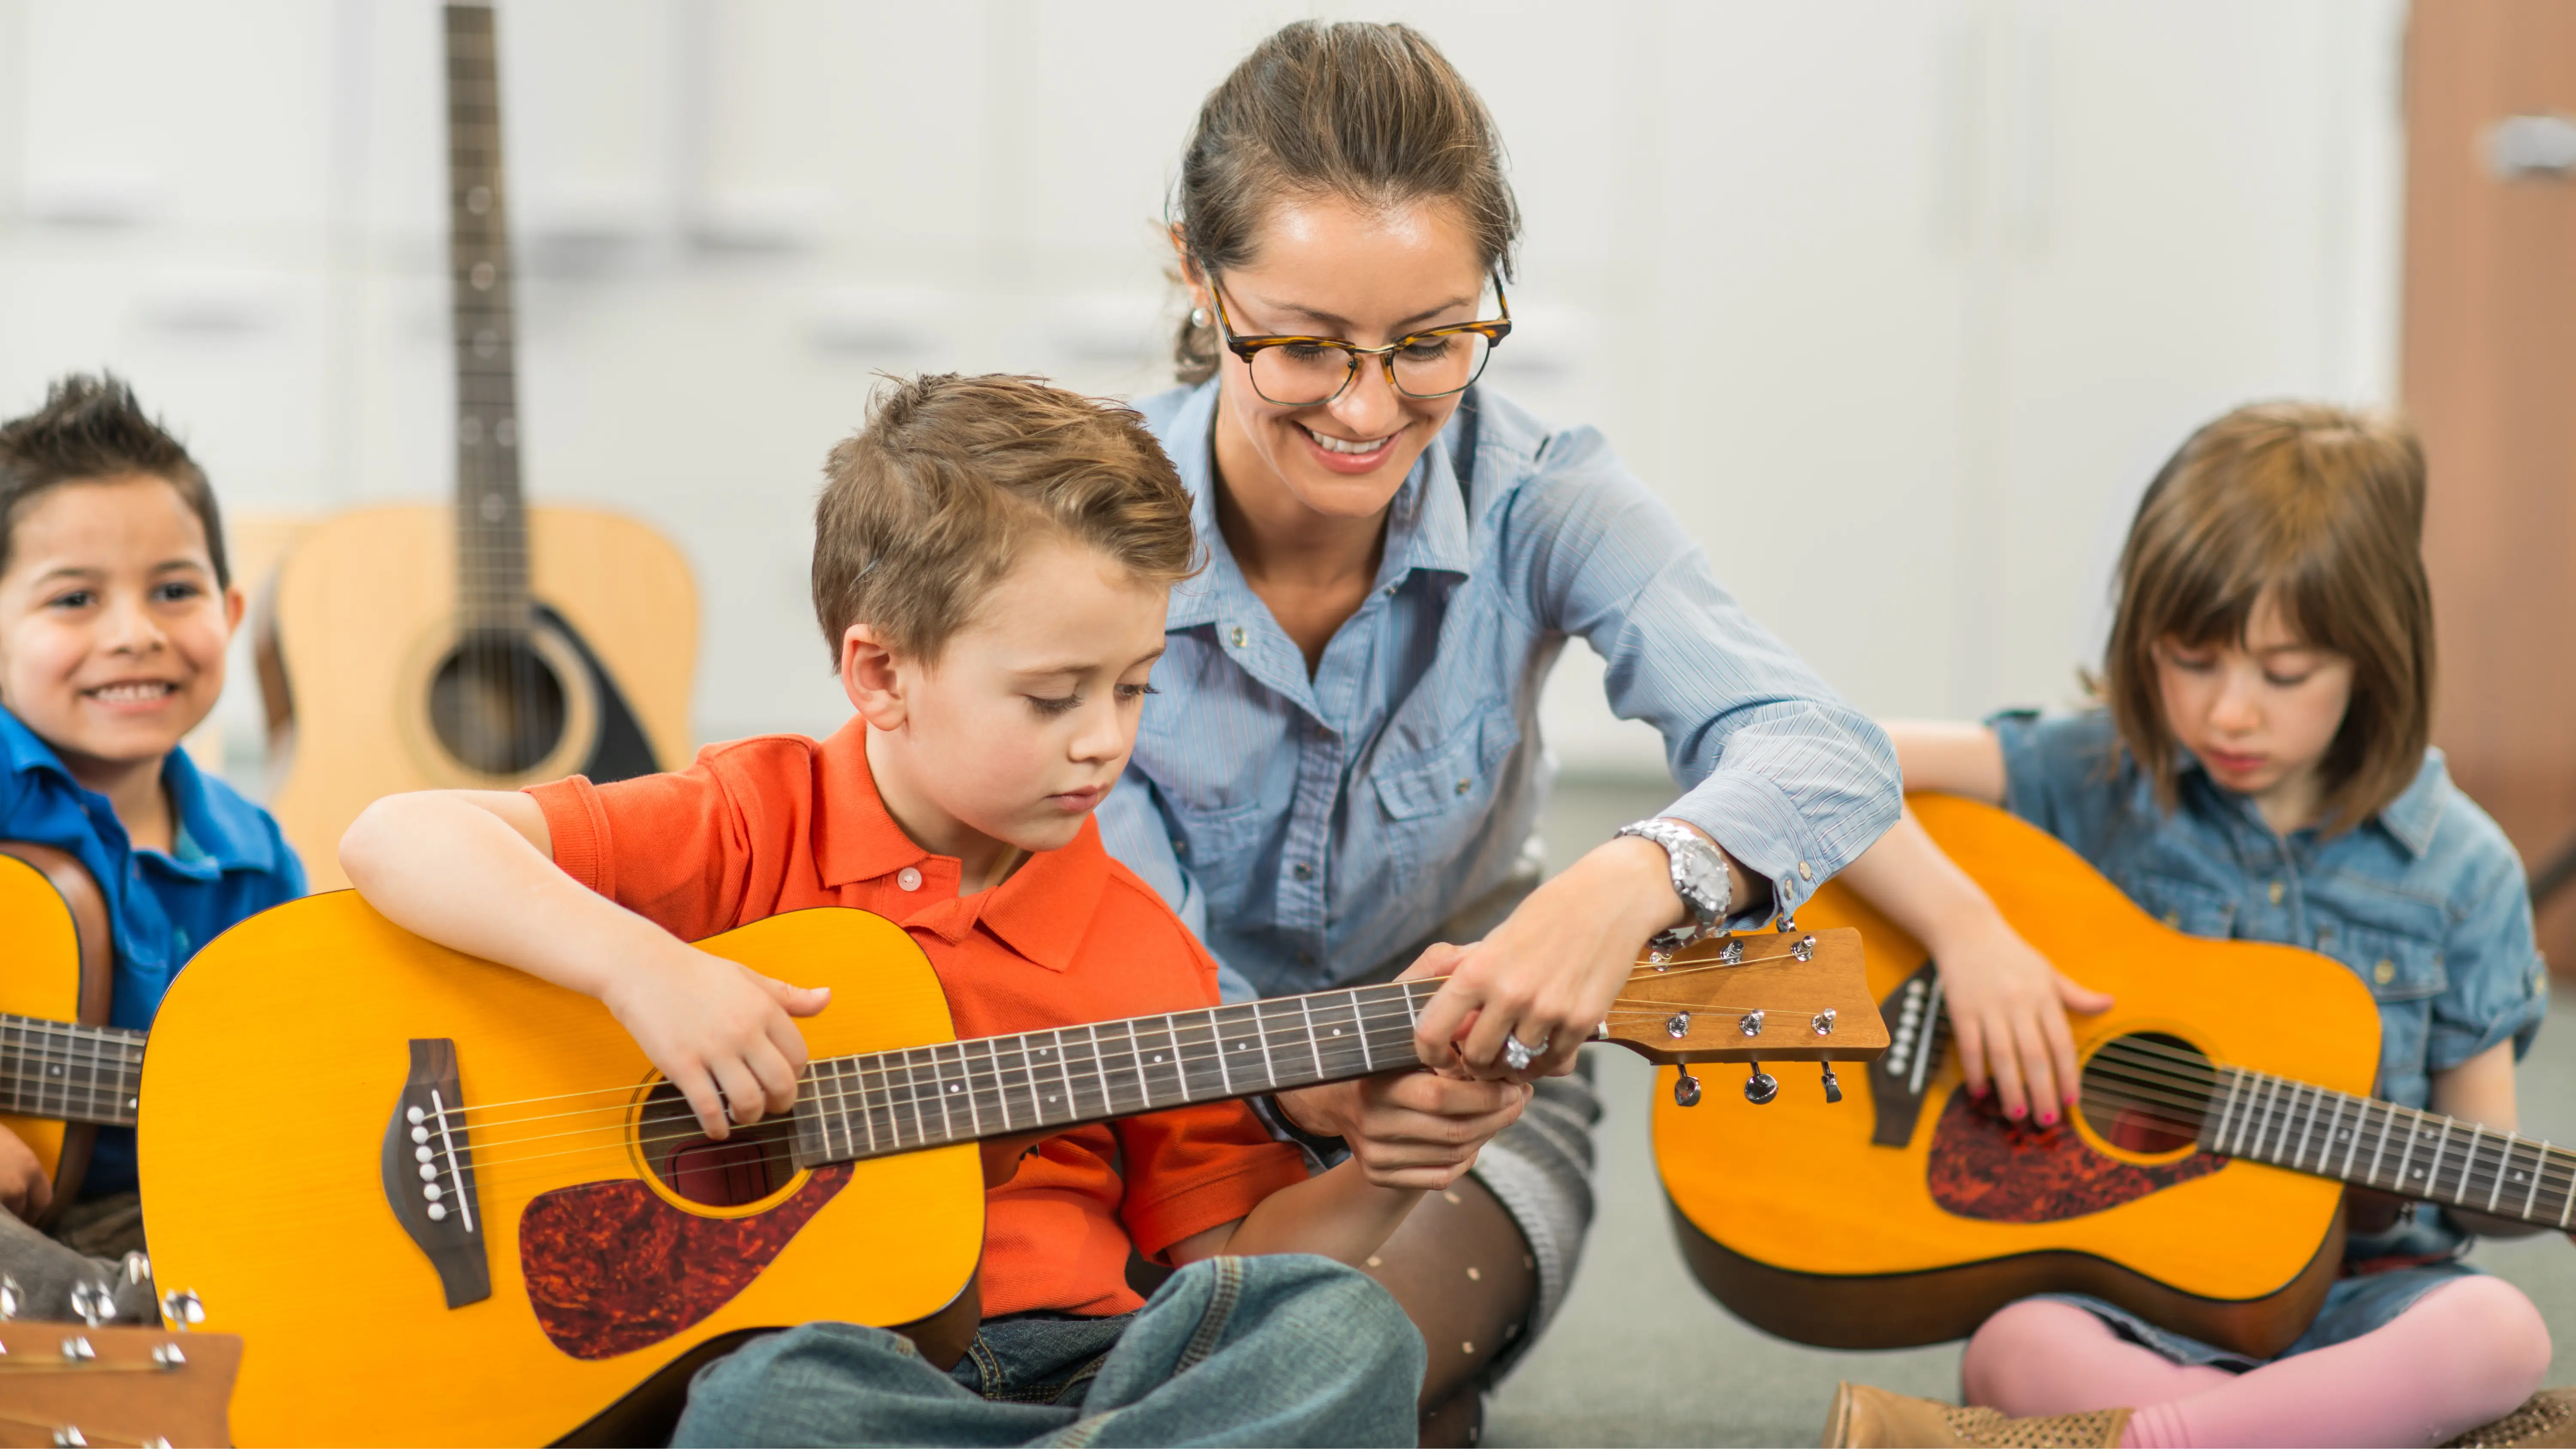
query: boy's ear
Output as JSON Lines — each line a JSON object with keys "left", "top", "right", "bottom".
{"left": 839, "top": 625, "right": 907, "bottom": 729}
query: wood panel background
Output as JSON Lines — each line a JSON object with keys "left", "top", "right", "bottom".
{"left": 2402, "top": 0, "right": 2576, "bottom": 975}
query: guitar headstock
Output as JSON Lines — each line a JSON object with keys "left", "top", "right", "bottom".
{"left": 1598, "top": 927, "right": 1886, "bottom": 1105}
{"left": 0, "top": 1320, "right": 240, "bottom": 1447}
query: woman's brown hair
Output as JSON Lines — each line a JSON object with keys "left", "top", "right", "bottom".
{"left": 2104, "top": 401, "right": 2433, "bottom": 832}
{"left": 1168, "top": 20, "right": 1519, "bottom": 383}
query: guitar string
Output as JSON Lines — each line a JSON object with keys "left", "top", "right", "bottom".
{"left": 447, "top": 986, "right": 1855, "bottom": 1168}
{"left": 410, "top": 941, "right": 1826, "bottom": 1130}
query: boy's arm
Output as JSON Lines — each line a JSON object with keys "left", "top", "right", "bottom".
{"left": 340, "top": 790, "right": 827, "bottom": 1138}
{"left": 1831, "top": 723, "right": 2112, "bottom": 1122}
{"left": 0, "top": 1122, "right": 50, "bottom": 1222}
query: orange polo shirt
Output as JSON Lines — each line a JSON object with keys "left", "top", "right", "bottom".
{"left": 524, "top": 718, "right": 1307, "bottom": 1318}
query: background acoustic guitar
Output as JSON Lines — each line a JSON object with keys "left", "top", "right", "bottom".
{"left": 260, "top": 1, "right": 695, "bottom": 889}
{"left": 0, "top": 1318, "right": 242, "bottom": 1449}
{"left": 1657, "top": 793, "right": 2576, "bottom": 1361}
{"left": 0, "top": 846, "right": 145, "bottom": 1218}
{"left": 139, "top": 896, "right": 1883, "bottom": 1446}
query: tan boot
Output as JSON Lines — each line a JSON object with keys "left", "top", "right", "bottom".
{"left": 2448, "top": 1389, "right": 2576, "bottom": 1449}
{"left": 1823, "top": 1381, "right": 2132, "bottom": 1449}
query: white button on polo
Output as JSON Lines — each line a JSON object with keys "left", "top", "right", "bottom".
{"left": 897, "top": 867, "right": 923, "bottom": 892}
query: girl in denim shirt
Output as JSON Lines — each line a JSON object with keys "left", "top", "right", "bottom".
{"left": 1827, "top": 404, "right": 2567, "bottom": 1447}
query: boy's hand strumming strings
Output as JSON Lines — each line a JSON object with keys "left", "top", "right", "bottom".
{"left": 601, "top": 946, "right": 831, "bottom": 1139}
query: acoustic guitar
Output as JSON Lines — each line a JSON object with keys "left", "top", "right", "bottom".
{"left": 0, "top": 846, "right": 146, "bottom": 1216}
{"left": 261, "top": 2, "right": 695, "bottom": 889}
{"left": 137, "top": 896, "right": 1883, "bottom": 1446}
{"left": 1656, "top": 793, "right": 2573, "bottom": 1361}
{"left": 0, "top": 1318, "right": 242, "bottom": 1449}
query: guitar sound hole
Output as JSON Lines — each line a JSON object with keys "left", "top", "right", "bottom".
{"left": 2078, "top": 1031, "right": 2214, "bottom": 1156}
{"left": 428, "top": 631, "right": 568, "bottom": 775}
{"left": 639, "top": 1083, "right": 800, "bottom": 1208}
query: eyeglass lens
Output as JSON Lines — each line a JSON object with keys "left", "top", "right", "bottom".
{"left": 1249, "top": 331, "right": 1495, "bottom": 407}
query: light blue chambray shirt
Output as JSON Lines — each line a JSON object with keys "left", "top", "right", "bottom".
{"left": 1096, "top": 382, "right": 1901, "bottom": 1002}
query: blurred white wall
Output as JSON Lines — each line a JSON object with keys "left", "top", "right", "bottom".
{"left": 0, "top": 0, "right": 2407, "bottom": 785}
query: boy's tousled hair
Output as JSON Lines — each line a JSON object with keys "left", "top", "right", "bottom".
{"left": 1170, "top": 20, "right": 1519, "bottom": 383}
{"left": 0, "top": 373, "right": 229, "bottom": 587}
{"left": 813, "top": 374, "right": 1197, "bottom": 666}
{"left": 2105, "top": 400, "right": 2431, "bottom": 833}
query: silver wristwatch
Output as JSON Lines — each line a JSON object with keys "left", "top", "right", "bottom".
{"left": 1616, "top": 818, "right": 1732, "bottom": 951}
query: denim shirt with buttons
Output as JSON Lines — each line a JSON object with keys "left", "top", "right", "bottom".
{"left": 0, "top": 706, "right": 306, "bottom": 1196}
{"left": 1993, "top": 708, "right": 2547, "bottom": 1118}
{"left": 1095, "top": 381, "right": 1900, "bottom": 1001}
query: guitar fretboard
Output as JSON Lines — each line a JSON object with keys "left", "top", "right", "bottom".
{"left": 0, "top": 1014, "right": 144, "bottom": 1128}
{"left": 2204, "top": 1067, "right": 2576, "bottom": 1229}
{"left": 790, "top": 980, "right": 1433, "bottom": 1166}
{"left": 444, "top": 3, "right": 531, "bottom": 635}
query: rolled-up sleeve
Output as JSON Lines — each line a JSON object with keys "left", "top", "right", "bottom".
{"left": 1511, "top": 426, "right": 1900, "bottom": 921}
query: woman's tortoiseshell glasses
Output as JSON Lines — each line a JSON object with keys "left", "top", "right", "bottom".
{"left": 1205, "top": 273, "right": 1512, "bottom": 408}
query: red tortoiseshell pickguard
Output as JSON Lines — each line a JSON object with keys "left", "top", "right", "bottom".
{"left": 1926, "top": 1088, "right": 2224, "bottom": 1223}
{"left": 519, "top": 1163, "right": 853, "bottom": 1360}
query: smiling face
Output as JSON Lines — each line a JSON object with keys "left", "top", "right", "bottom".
{"left": 844, "top": 534, "right": 1170, "bottom": 876}
{"left": 0, "top": 474, "right": 239, "bottom": 783}
{"left": 2152, "top": 591, "right": 2355, "bottom": 831}
{"left": 1189, "top": 193, "right": 1492, "bottom": 524}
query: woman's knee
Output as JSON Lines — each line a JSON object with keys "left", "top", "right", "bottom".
{"left": 2409, "top": 1275, "right": 2552, "bottom": 1405}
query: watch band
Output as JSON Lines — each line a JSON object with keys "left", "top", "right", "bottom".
{"left": 1616, "top": 817, "right": 1731, "bottom": 950}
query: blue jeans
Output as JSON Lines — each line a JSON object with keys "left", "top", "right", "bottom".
{"left": 671, "top": 1255, "right": 1425, "bottom": 1447}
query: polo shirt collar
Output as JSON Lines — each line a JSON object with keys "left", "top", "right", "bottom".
{"left": 1163, "top": 382, "right": 1476, "bottom": 631}
{"left": 0, "top": 706, "right": 77, "bottom": 790}
{"left": 0, "top": 708, "right": 276, "bottom": 875}
{"left": 812, "top": 717, "right": 1109, "bottom": 971}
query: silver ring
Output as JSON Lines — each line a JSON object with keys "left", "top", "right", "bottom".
{"left": 1503, "top": 1033, "right": 1548, "bottom": 1072}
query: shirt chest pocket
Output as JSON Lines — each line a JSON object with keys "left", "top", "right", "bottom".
{"left": 2124, "top": 872, "right": 2240, "bottom": 939}
{"left": 2316, "top": 922, "right": 2447, "bottom": 1004}
{"left": 1371, "top": 707, "right": 1523, "bottom": 869}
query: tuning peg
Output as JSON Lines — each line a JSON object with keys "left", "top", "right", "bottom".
{"left": 1821, "top": 1064, "right": 1843, "bottom": 1103}
{"left": 160, "top": 1288, "right": 204, "bottom": 1331}
{"left": 68, "top": 1280, "right": 112, "bottom": 1328}
{"left": 0, "top": 1275, "right": 19, "bottom": 1321}
{"left": 1719, "top": 939, "right": 1744, "bottom": 965}
{"left": 152, "top": 1342, "right": 188, "bottom": 1370}
{"left": 1673, "top": 1070, "right": 1703, "bottom": 1107}
{"left": 1665, "top": 1012, "right": 1690, "bottom": 1039}
{"left": 1774, "top": 913, "right": 1797, "bottom": 933}
{"left": 1739, "top": 1010, "right": 1765, "bottom": 1037}
{"left": 52, "top": 1425, "right": 88, "bottom": 1446}
{"left": 1744, "top": 1063, "right": 1779, "bottom": 1105}
{"left": 1811, "top": 1009, "right": 1836, "bottom": 1036}
{"left": 1790, "top": 934, "right": 1816, "bottom": 962}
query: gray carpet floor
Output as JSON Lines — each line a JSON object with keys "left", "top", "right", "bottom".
{"left": 1484, "top": 781, "right": 2576, "bottom": 1447}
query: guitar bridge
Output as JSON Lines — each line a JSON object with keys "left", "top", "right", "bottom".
{"left": 380, "top": 1039, "right": 490, "bottom": 1308}
{"left": 1870, "top": 962, "right": 1946, "bottom": 1148}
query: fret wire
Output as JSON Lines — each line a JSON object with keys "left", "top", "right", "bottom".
{"left": 903, "top": 1048, "right": 931, "bottom": 1150}
{"left": 2203, "top": 1070, "right": 2240, "bottom": 1154}
{"left": 2261, "top": 1079, "right": 2297, "bottom": 1165}
{"left": 2456, "top": 1123, "right": 2483, "bottom": 1207}
{"left": 2337, "top": 1091, "right": 2366, "bottom": 1180}
{"left": 1211, "top": 1006, "right": 1235, "bottom": 1097}
{"left": 1086, "top": 1024, "right": 1115, "bottom": 1118}
{"left": 2230, "top": 1074, "right": 2261, "bottom": 1160}
{"left": 2390, "top": 1114, "right": 2424, "bottom": 1194}
{"left": 2361, "top": 1097, "right": 2396, "bottom": 1192}
{"left": 2425, "top": 1116, "right": 2455, "bottom": 1200}
{"left": 1011, "top": 1033, "right": 1043, "bottom": 1131}
{"left": 981, "top": 1038, "right": 1010, "bottom": 1134}
{"left": 2489, "top": 1130, "right": 2515, "bottom": 1214}
{"left": 1253, "top": 999, "right": 1279, "bottom": 1088}
{"left": 1050, "top": 1029, "right": 1077, "bottom": 1125}
{"left": 2298, "top": 1084, "right": 2329, "bottom": 1172}
{"left": 2519, "top": 1137, "right": 2546, "bottom": 1219}
{"left": 2315, "top": 1092, "right": 2345, "bottom": 1176}
{"left": 951, "top": 1042, "right": 980, "bottom": 1139}
{"left": 1356, "top": 991, "right": 1377, "bottom": 1074}
{"left": 1298, "top": 996, "right": 1324, "bottom": 1081}
{"left": 2279, "top": 1081, "right": 2308, "bottom": 1169}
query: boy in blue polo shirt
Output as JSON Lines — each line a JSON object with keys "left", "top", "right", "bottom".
{"left": 0, "top": 374, "right": 303, "bottom": 1320}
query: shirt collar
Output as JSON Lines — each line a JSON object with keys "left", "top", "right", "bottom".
{"left": 0, "top": 708, "right": 277, "bottom": 875}
{"left": 812, "top": 717, "right": 1109, "bottom": 972}
{"left": 1162, "top": 380, "right": 1476, "bottom": 634}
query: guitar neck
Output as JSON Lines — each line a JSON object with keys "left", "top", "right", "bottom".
{"left": 2203, "top": 1067, "right": 2576, "bottom": 1230}
{"left": 0, "top": 1014, "right": 144, "bottom": 1128}
{"left": 790, "top": 979, "right": 1434, "bottom": 1166}
{"left": 444, "top": 1, "right": 532, "bottom": 634}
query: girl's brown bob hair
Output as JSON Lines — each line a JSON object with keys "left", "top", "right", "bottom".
{"left": 2103, "top": 401, "right": 2433, "bottom": 833}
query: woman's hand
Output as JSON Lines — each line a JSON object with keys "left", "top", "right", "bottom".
{"left": 601, "top": 943, "right": 832, "bottom": 1139}
{"left": 1409, "top": 834, "right": 1707, "bottom": 1079}
{"left": 1928, "top": 909, "right": 2111, "bottom": 1124}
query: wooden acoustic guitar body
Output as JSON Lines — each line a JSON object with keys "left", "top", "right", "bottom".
{"left": 1656, "top": 793, "right": 2381, "bottom": 1360}
{"left": 140, "top": 896, "right": 982, "bottom": 1447}
{"left": 0, "top": 844, "right": 112, "bottom": 1214}
{"left": 261, "top": 504, "right": 697, "bottom": 890}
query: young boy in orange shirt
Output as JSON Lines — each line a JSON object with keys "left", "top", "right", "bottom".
{"left": 342, "top": 374, "right": 1507, "bottom": 1446}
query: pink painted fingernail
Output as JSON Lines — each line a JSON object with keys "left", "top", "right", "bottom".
{"left": 1971, "top": 1083, "right": 1989, "bottom": 1099}
{"left": 2006, "top": 1103, "right": 2026, "bottom": 1120}
{"left": 2038, "top": 1110, "right": 2058, "bottom": 1127}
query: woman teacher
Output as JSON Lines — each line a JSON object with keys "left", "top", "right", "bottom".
{"left": 1096, "top": 21, "right": 1901, "bottom": 1443}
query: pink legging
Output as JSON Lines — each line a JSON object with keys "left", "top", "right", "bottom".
{"left": 1961, "top": 1278, "right": 2552, "bottom": 1448}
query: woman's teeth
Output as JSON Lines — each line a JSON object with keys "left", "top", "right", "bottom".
{"left": 89, "top": 682, "right": 177, "bottom": 703}
{"left": 1305, "top": 427, "right": 1392, "bottom": 456}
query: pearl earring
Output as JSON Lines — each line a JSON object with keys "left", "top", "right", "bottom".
{"left": 1191, "top": 307, "right": 1209, "bottom": 328}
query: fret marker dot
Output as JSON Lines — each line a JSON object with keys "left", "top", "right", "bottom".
{"left": 470, "top": 261, "right": 495, "bottom": 289}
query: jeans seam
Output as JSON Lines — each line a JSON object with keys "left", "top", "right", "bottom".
{"left": 1174, "top": 1257, "right": 1243, "bottom": 1375}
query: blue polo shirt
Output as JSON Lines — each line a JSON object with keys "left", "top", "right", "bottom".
{"left": 0, "top": 707, "right": 304, "bottom": 1197}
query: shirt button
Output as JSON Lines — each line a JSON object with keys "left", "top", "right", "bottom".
{"left": 2373, "top": 960, "right": 2396, "bottom": 985}
{"left": 1382, "top": 583, "right": 1397, "bottom": 598}
{"left": 1798, "top": 860, "right": 1814, "bottom": 881}
{"left": 897, "top": 867, "right": 923, "bottom": 892}
{"left": 2268, "top": 881, "right": 2284, "bottom": 906}
{"left": 1454, "top": 778, "right": 1471, "bottom": 796}
{"left": 1171, "top": 837, "right": 1188, "bottom": 858}
{"left": 1294, "top": 863, "right": 1314, "bottom": 881}
{"left": 1297, "top": 950, "right": 1316, "bottom": 966}
{"left": 1229, "top": 626, "right": 1248, "bottom": 648}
